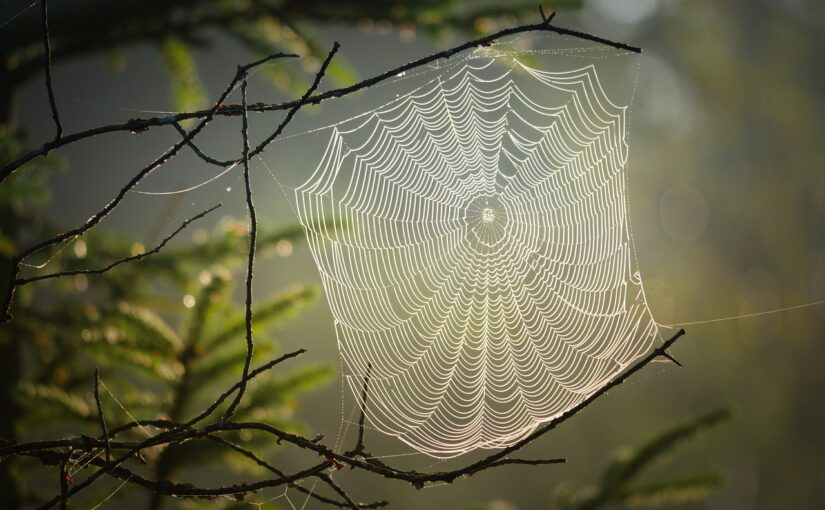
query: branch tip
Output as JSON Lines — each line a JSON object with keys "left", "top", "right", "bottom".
{"left": 660, "top": 350, "right": 683, "bottom": 367}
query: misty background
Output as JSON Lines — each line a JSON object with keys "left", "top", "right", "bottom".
{"left": 3, "top": 0, "right": 825, "bottom": 508}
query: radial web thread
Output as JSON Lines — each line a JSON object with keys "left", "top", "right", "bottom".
{"left": 294, "top": 54, "right": 659, "bottom": 458}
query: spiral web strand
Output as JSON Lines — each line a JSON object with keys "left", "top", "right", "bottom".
{"left": 294, "top": 51, "right": 659, "bottom": 458}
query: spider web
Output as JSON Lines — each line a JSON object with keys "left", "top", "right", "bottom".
{"left": 291, "top": 42, "right": 659, "bottom": 458}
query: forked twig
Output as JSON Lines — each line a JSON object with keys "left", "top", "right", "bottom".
{"left": 223, "top": 42, "right": 341, "bottom": 420}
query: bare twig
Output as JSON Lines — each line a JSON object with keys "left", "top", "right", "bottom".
{"left": 6, "top": 330, "right": 685, "bottom": 508}
{"left": 93, "top": 368, "right": 111, "bottom": 464}
{"left": 58, "top": 455, "right": 68, "bottom": 510}
{"left": 14, "top": 203, "right": 221, "bottom": 286}
{"left": 26, "top": 447, "right": 334, "bottom": 504}
{"left": 207, "top": 435, "right": 385, "bottom": 509}
{"left": 40, "top": 0, "right": 62, "bottom": 140}
{"left": 484, "top": 458, "right": 566, "bottom": 468}
{"left": 30, "top": 358, "right": 309, "bottom": 509}
{"left": 222, "top": 73, "right": 257, "bottom": 421}
{"left": 183, "top": 348, "right": 306, "bottom": 429}
{"left": 248, "top": 41, "right": 340, "bottom": 159}
{"left": 345, "top": 362, "right": 372, "bottom": 458}
{"left": 0, "top": 352, "right": 306, "bottom": 458}
{"left": 224, "top": 42, "right": 340, "bottom": 420}
{"left": 660, "top": 350, "right": 683, "bottom": 367}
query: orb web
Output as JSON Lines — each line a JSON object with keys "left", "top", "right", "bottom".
{"left": 294, "top": 50, "right": 659, "bottom": 457}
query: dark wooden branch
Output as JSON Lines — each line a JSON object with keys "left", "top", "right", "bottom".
{"left": 224, "top": 331, "right": 686, "bottom": 487}
{"left": 0, "top": 17, "right": 640, "bottom": 185}
{"left": 13, "top": 203, "right": 221, "bottom": 286}
{"left": 172, "top": 122, "right": 232, "bottom": 167}
{"left": 58, "top": 455, "right": 68, "bottom": 510}
{"left": 660, "top": 350, "right": 683, "bottom": 367}
{"left": 182, "top": 348, "right": 306, "bottom": 429}
{"left": 0, "top": 352, "right": 306, "bottom": 458}
{"left": 31, "top": 355, "right": 309, "bottom": 509}
{"left": 484, "top": 458, "right": 566, "bottom": 468}
{"left": 316, "top": 472, "right": 382, "bottom": 510}
{"left": 106, "top": 419, "right": 178, "bottom": 438}
{"left": 224, "top": 42, "right": 339, "bottom": 420}
{"left": 93, "top": 368, "right": 111, "bottom": 464}
{"left": 207, "top": 435, "right": 385, "bottom": 509}
{"left": 345, "top": 362, "right": 372, "bottom": 458}
{"left": 40, "top": 0, "right": 62, "bottom": 140}
{"left": 26, "top": 447, "right": 335, "bottom": 504}
{"left": 248, "top": 41, "right": 340, "bottom": 159}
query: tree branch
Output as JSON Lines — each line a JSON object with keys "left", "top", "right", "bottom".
{"left": 0, "top": 13, "right": 691, "bottom": 510}
{"left": 4, "top": 330, "right": 685, "bottom": 508}
{"left": 223, "top": 42, "right": 339, "bottom": 420}
{"left": 40, "top": 0, "right": 62, "bottom": 140}
{"left": 345, "top": 362, "right": 372, "bottom": 458}
{"left": 221, "top": 73, "right": 256, "bottom": 421}
{"left": 0, "top": 16, "right": 639, "bottom": 185}
{"left": 13, "top": 203, "right": 221, "bottom": 286}
{"left": 93, "top": 368, "right": 111, "bottom": 464}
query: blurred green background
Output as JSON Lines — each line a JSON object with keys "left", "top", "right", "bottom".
{"left": 2, "top": 0, "right": 824, "bottom": 509}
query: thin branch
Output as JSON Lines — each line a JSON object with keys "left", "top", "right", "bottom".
{"left": 223, "top": 330, "right": 688, "bottom": 486}
{"left": 14, "top": 203, "right": 221, "bottom": 286}
{"left": 0, "top": 437, "right": 142, "bottom": 457}
{"left": 316, "top": 472, "right": 384, "bottom": 510}
{"left": 182, "top": 348, "right": 306, "bottom": 429}
{"left": 541, "top": 6, "right": 557, "bottom": 24}
{"left": 40, "top": 0, "right": 62, "bottom": 140}
{"left": 0, "top": 351, "right": 306, "bottom": 458}
{"left": 659, "top": 350, "right": 683, "bottom": 367}
{"left": 224, "top": 42, "right": 340, "bottom": 420}
{"left": 106, "top": 419, "right": 178, "bottom": 438}
{"left": 93, "top": 368, "right": 111, "bottom": 464}
{"left": 248, "top": 41, "right": 340, "bottom": 159}
{"left": 34, "top": 459, "right": 332, "bottom": 508}
{"left": 484, "top": 458, "right": 566, "bottom": 468}
{"left": 58, "top": 454, "right": 68, "bottom": 510}
{"left": 345, "top": 362, "right": 372, "bottom": 458}
{"left": 6, "top": 331, "right": 685, "bottom": 508}
{"left": 206, "top": 435, "right": 381, "bottom": 509}
{"left": 172, "top": 122, "right": 232, "bottom": 167}
{"left": 0, "top": 17, "right": 640, "bottom": 185}
{"left": 27, "top": 448, "right": 334, "bottom": 504}
{"left": 222, "top": 73, "right": 256, "bottom": 421}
